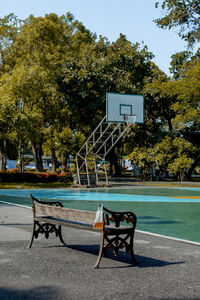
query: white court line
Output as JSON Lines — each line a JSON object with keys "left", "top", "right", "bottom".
{"left": 136, "top": 230, "right": 200, "bottom": 246}
{"left": 0, "top": 200, "right": 31, "bottom": 210}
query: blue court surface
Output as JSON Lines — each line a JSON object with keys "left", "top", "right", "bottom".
{"left": 0, "top": 187, "right": 200, "bottom": 244}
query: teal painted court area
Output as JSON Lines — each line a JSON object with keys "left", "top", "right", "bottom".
{"left": 0, "top": 187, "right": 200, "bottom": 244}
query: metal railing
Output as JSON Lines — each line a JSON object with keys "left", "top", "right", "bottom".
{"left": 75, "top": 116, "right": 132, "bottom": 187}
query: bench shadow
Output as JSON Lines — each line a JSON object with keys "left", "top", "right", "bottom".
{"left": 0, "top": 286, "right": 61, "bottom": 300}
{"left": 57, "top": 243, "right": 184, "bottom": 269}
{"left": 138, "top": 216, "right": 161, "bottom": 220}
{"left": 138, "top": 216, "right": 182, "bottom": 225}
{"left": 139, "top": 220, "right": 181, "bottom": 225}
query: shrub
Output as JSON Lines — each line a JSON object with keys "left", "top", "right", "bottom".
{"left": 0, "top": 171, "right": 73, "bottom": 184}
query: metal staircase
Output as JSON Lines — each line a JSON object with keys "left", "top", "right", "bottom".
{"left": 75, "top": 116, "right": 132, "bottom": 187}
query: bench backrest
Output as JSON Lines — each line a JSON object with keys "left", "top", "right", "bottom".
{"left": 30, "top": 194, "right": 137, "bottom": 229}
{"left": 34, "top": 202, "right": 96, "bottom": 225}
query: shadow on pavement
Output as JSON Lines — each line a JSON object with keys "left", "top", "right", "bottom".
{"left": 56, "top": 243, "right": 184, "bottom": 269}
{"left": 0, "top": 286, "right": 62, "bottom": 300}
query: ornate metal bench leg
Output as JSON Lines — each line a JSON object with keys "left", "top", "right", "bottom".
{"left": 28, "top": 221, "right": 36, "bottom": 248}
{"left": 130, "top": 234, "right": 137, "bottom": 265}
{"left": 58, "top": 225, "right": 67, "bottom": 246}
{"left": 93, "top": 231, "right": 104, "bottom": 269}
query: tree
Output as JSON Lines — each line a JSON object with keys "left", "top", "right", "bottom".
{"left": 168, "top": 155, "right": 192, "bottom": 181}
{"left": 126, "top": 134, "right": 195, "bottom": 181}
{"left": 169, "top": 51, "right": 192, "bottom": 78}
{"left": 0, "top": 14, "right": 22, "bottom": 74}
{"left": 0, "top": 14, "right": 22, "bottom": 171}
{"left": 155, "top": 0, "right": 200, "bottom": 46}
{"left": 57, "top": 27, "right": 102, "bottom": 131}
{"left": 127, "top": 146, "right": 155, "bottom": 180}
{"left": 0, "top": 98, "right": 14, "bottom": 171}
{"left": 0, "top": 62, "right": 58, "bottom": 171}
{"left": 144, "top": 74, "right": 177, "bottom": 133}
{"left": 154, "top": 135, "right": 195, "bottom": 180}
{"left": 54, "top": 127, "right": 85, "bottom": 171}
{"left": 169, "top": 57, "right": 200, "bottom": 178}
{"left": 172, "top": 58, "right": 200, "bottom": 124}
{"left": 0, "top": 13, "right": 78, "bottom": 171}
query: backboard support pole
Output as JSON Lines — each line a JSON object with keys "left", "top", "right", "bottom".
{"left": 75, "top": 117, "right": 134, "bottom": 187}
{"left": 74, "top": 92, "right": 144, "bottom": 187}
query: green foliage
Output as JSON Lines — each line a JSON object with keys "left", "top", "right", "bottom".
{"left": 144, "top": 75, "right": 177, "bottom": 133}
{"left": 54, "top": 127, "right": 85, "bottom": 170}
{"left": 154, "top": 136, "right": 194, "bottom": 180}
{"left": 127, "top": 136, "right": 195, "bottom": 181}
{"left": 155, "top": 0, "right": 200, "bottom": 46}
{"left": 127, "top": 146, "right": 154, "bottom": 180}
{"left": 168, "top": 155, "right": 192, "bottom": 182}
{"left": 154, "top": 136, "right": 174, "bottom": 167}
{"left": 59, "top": 33, "right": 154, "bottom": 131}
{"left": 0, "top": 13, "right": 76, "bottom": 171}
{"left": 169, "top": 51, "right": 193, "bottom": 78}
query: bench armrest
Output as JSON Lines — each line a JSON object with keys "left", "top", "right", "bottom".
{"left": 103, "top": 206, "right": 137, "bottom": 228}
{"left": 30, "top": 194, "right": 63, "bottom": 207}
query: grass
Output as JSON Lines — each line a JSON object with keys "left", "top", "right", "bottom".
{"left": 132, "top": 181, "right": 200, "bottom": 188}
{"left": 0, "top": 178, "right": 200, "bottom": 189}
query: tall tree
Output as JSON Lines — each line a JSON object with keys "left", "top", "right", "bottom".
{"left": 0, "top": 14, "right": 21, "bottom": 170}
{"left": 0, "top": 13, "right": 76, "bottom": 171}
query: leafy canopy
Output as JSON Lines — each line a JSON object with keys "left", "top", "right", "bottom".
{"left": 155, "top": 0, "right": 200, "bottom": 46}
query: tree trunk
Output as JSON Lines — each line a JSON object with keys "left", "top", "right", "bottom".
{"left": 107, "top": 148, "right": 122, "bottom": 177}
{"left": 0, "top": 151, "right": 6, "bottom": 172}
{"left": 18, "top": 140, "right": 24, "bottom": 173}
{"left": 60, "top": 154, "right": 66, "bottom": 172}
{"left": 51, "top": 146, "right": 57, "bottom": 172}
{"left": 32, "top": 140, "right": 43, "bottom": 172}
{"left": 109, "top": 160, "right": 113, "bottom": 175}
{"left": 167, "top": 117, "right": 173, "bottom": 132}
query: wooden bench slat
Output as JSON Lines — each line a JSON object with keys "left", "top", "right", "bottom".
{"left": 35, "top": 203, "right": 96, "bottom": 225}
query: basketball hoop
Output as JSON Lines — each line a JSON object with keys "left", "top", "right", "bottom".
{"left": 124, "top": 114, "right": 137, "bottom": 126}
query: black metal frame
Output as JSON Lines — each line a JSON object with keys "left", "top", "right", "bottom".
{"left": 94, "top": 207, "right": 137, "bottom": 268}
{"left": 28, "top": 195, "right": 66, "bottom": 248}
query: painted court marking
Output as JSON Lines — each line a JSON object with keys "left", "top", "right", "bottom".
{"left": 170, "top": 196, "right": 200, "bottom": 199}
{"left": 0, "top": 188, "right": 200, "bottom": 202}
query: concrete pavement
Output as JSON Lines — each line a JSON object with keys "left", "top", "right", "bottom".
{"left": 0, "top": 202, "right": 200, "bottom": 300}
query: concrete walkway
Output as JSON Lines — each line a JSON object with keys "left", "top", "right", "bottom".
{"left": 0, "top": 202, "right": 200, "bottom": 300}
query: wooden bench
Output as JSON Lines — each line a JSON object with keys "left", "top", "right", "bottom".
{"left": 28, "top": 194, "right": 137, "bottom": 268}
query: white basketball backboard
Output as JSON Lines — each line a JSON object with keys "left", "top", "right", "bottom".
{"left": 106, "top": 92, "right": 144, "bottom": 123}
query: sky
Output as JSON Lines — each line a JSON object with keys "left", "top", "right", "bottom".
{"left": 1, "top": 0, "right": 189, "bottom": 75}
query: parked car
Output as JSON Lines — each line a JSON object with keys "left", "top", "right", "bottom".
{"left": 43, "top": 163, "right": 51, "bottom": 170}
{"left": 24, "top": 163, "right": 36, "bottom": 171}
{"left": 24, "top": 162, "right": 51, "bottom": 171}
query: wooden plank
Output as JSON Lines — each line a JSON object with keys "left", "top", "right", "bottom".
{"left": 35, "top": 204, "right": 96, "bottom": 225}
